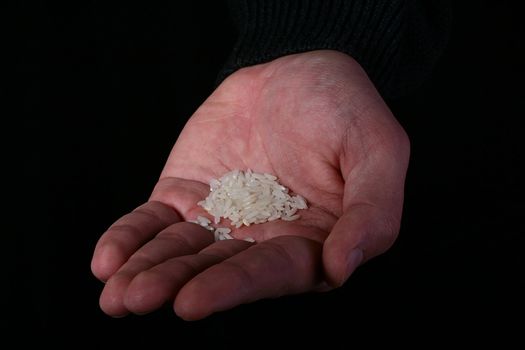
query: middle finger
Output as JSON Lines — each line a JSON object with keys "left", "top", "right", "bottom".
{"left": 99, "top": 221, "right": 214, "bottom": 316}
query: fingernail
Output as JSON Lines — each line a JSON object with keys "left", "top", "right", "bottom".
{"left": 343, "top": 249, "right": 363, "bottom": 283}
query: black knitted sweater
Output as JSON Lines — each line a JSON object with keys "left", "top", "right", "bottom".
{"left": 220, "top": 0, "right": 452, "bottom": 100}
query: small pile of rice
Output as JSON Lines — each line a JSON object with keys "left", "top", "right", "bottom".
{"left": 198, "top": 169, "right": 308, "bottom": 229}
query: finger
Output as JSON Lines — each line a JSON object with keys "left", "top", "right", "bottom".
{"left": 124, "top": 239, "right": 254, "bottom": 315}
{"left": 91, "top": 201, "right": 181, "bottom": 282}
{"left": 98, "top": 222, "right": 214, "bottom": 317}
{"left": 323, "top": 155, "right": 405, "bottom": 287}
{"left": 323, "top": 203, "right": 402, "bottom": 288}
{"left": 324, "top": 121, "right": 409, "bottom": 287}
{"left": 174, "top": 236, "right": 323, "bottom": 321}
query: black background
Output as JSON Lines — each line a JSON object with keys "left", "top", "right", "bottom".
{"left": 9, "top": 0, "right": 524, "bottom": 345}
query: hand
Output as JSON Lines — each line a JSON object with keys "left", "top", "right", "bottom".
{"left": 91, "top": 50, "right": 410, "bottom": 320}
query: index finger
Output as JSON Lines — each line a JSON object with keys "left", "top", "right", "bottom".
{"left": 91, "top": 201, "right": 181, "bottom": 281}
{"left": 174, "top": 235, "right": 323, "bottom": 320}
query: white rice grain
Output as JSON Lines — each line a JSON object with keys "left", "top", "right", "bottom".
{"left": 198, "top": 169, "right": 308, "bottom": 228}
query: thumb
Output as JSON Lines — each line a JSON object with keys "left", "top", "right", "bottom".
{"left": 322, "top": 203, "right": 401, "bottom": 287}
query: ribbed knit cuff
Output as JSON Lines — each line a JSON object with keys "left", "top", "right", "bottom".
{"left": 219, "top": 0, "right": 451, "bottom": 100}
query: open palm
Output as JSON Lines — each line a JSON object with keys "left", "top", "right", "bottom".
{"left": 91, "top": 50, "right": 410, "bottom": 320}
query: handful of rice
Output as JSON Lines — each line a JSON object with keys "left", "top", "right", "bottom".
{"left": 195, "top": 169, "right": 308, "bottom": 241}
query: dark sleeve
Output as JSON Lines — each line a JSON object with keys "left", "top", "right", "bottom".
{"left": 218, "top": 0, "right": 452, "bottom": 100}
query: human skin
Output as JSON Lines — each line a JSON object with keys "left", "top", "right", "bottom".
{"left": 91, "top": 50, "right": 410, "bottom": 320}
